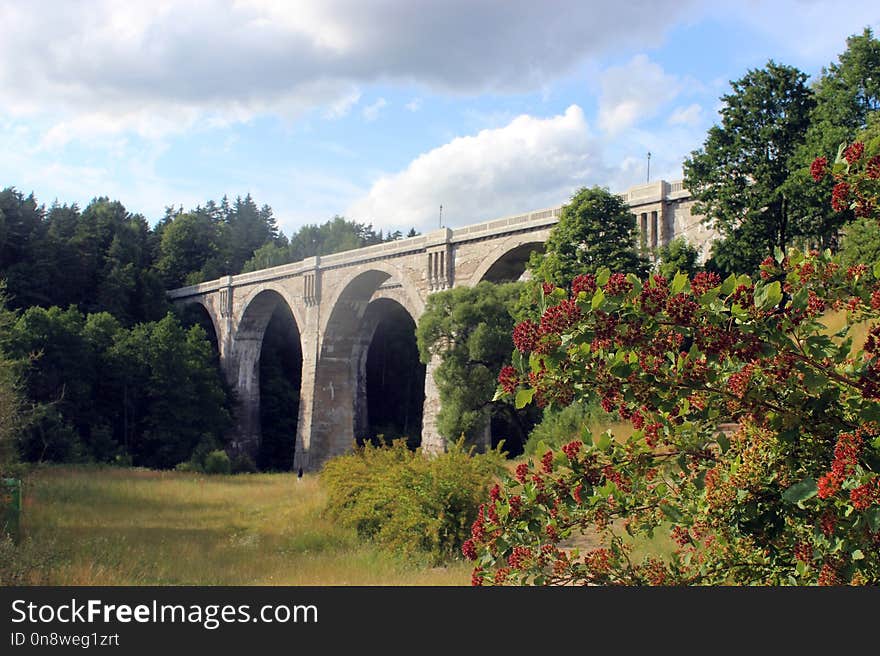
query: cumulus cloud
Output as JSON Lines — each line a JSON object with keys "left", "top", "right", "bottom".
{"left": 598, "top": 55, "right": 682, "bottom": 135}
{"left": 346, "top": 105, "right": 609, "bottom": 232}
{"left": 0, "top": 1, "right": 695, "bottom": 143}
{"left": 405, "top": 98, "right": 423, "bottom": 112}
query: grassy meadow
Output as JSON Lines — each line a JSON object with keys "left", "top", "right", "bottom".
{"left": 1, "top": 465, "right": 473, "bottom": 586}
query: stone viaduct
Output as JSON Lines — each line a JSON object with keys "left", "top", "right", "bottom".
{"left": 168, "top": 179, "right": 713, "bottom": 471}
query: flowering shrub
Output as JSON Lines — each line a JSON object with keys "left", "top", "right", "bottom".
{"left": 471, "top": 143, "right": 880, "bottom": 585}
{"left": 812, "top": 139, "right": 880, "bottom": 221}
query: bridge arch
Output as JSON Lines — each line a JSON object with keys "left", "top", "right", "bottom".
{"left": 470, "top": 233, "right": 550, "bottom": 284}
{"left": 177, "top": 298, "right": 221, "bottom": 356}
{"left": 310, "top": 265, "right": 424, "bottom": 465}
{"left": 230, "top": 286, "right": 304, "bottom": 465}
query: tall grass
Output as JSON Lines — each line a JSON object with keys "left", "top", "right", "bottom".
{"left": 1, "top": 465, "right": 472, "bottom": 585}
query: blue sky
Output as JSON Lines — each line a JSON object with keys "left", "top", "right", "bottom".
{"left": 1, "top": 1, "right": 878, "bottom": 237}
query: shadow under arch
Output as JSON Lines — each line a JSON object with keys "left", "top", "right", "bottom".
{"left": 356, "top": 297, "right": 425, "bottom": 450}
{"left": 475, "top": 240, "right": 546, "bottom": 283}
{"left": 310, "top": 268, "right": 423, "bottom": 467}
{"left": 231, "top": 288, "right": 303, "bottom": 467}
{"left": 178, "top": 300, "right": 220, "bottom": 357}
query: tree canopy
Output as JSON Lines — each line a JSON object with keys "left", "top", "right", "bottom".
{"left": 528, "top": 186, "right": 649, "bottom": 286}
{"left": 684, "top": 61, "right": 815, "bottom": 276}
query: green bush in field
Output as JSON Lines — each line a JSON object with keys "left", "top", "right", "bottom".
{"left": 320, "top": 440, "right": 506, "bottom": 564}
{"left": 203, "top": 449, "right": 231, "bottom": 475}
{"left": 524, "top": 401, "right": 599, "bottom": 456}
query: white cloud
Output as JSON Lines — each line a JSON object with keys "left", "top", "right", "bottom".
{"left": 0, "top": 1, "right": 696, "bottom": 145}
{"left": 346, "top": 105, "right": 609, "bottom": 233}
{"left": 668, "top": 103, "right": 703, "bottom": 126}
{"left": 362, "top": 98, "right": 387, "bottom": 122}
{"left": 405, "top": 98, "right": 422, "bottom": 112}
{"left": 598, "top": 55, "right": 681, "bottom": 135}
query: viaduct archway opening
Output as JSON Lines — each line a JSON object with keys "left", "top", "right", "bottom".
{"left": 179, "top": 302, "right": 220, "bottom": 358}
{"left": 235, "top": 289, "right": 302, "bottom": 470}
{"left": 258, "top": 302, "right": 303, "bottom": 471}
{"left": 480, "top": 241, "right": 545, "bottom": 283}
{"left": 359, "top": 298, "right": 425, "bottom": 450}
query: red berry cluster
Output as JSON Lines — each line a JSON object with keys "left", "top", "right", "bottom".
{"left": 584, "top": 548, "right": 612, "bottom": 574}
{"left": 670, "top": 526, "right": 691, "bottom": 547}
{"left": 571, "top": 273, "right": 597, "bottom": 296}
{"left": 507, "top": 546, "right": 533, "bottom": 569}
{"left": 844, "top": 141, "right": 865, "bottom": 164}
{"left": 868, "top": 155, "right": 880, "bottom": 179}
{"left": 561, "top": 440, "right": 582, "bottom": 460}
{"left": 541, "top": 450, "right": 554, "bottom": 473}
{"left": 539, "top": 298, "right": 581, "bottom": 336}
{"left": 639, "top": 275, "right": 669, "bottom": 315}
{"left": 461, "top": 538, "right": 477, "bottom": 560}
{"left": 471, "top": 567, "right": 484, "bottom": 586}
{"left": 730, "top": 284, "right": 754, "bottom": 308}
{"left": 512, "top": 319, "right": 540, "bottom": 353}
{"left": 515, "top": 462, "right": 529, "bottom": 484}
{"left": 817, "top": 429, "right": 864, "bottom": 499}
{"left": 831, "top": 181, "right": 851, "bottom": 212}
{"left": 542, "top": 282, "right": 556, "bottom": 296}
{"left": 817, "top": 562, "right": 840, "bottom": 586}
{"left": 603, "top": 272, "right": 633, "bottom": 296}
{"left": 727, "top": 364, "right": 754, "bottom": 399}
{"left": 498, "top": 366, "right": 519, "bottom": 394}
{"left": 810, "top": 156, "right": 828, "bottom": 182}
{"left": 849, "top": 478, "right": 880, "bottom": 510}
{"left": 665, "top": 292, "right": 699, "bottom": 325}
{"left": 691, "top": 271, "right": 721, "bottom": 296}
{"left": 794, "top": 541, "right": 813, "bottom": 563}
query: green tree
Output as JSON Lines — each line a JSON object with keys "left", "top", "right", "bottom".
{"left": 155, "top": 210, "right": 227, "bottom": 287}
{"left": 787, "top": 28, "right": 880, "bottom": 249}
{"left": 684, "top": 61, "right": 815, "bottom": 275}
{"left": 0, "top": 282, "right": 23, "bottom": 472}
{"left": 657, "top": 236, "right": 701, "bottom": 280}
{"left": 0, "top": 188, "right": 50, "bottom": 308}
{"left": 416, "top": 282, "right": 537, "bottom": 452}
{"left": 839, "top": 217, "right": 880, "bottom": 279}
{"left": 528, "top": 186, "right": 649, "bottom": 286}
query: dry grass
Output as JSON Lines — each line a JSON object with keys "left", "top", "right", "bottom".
{"left": 5, "top": 465, "right": 471, "bottom": 586}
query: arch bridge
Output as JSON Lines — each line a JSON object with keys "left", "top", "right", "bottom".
{"left": 168, "top": 180, "right": 705, "bottom": 471}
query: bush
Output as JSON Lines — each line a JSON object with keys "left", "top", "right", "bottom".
{"left": 524, "top": 401, "right": 598, "bottom": 456}
{"left": 320, "top": 439, "right": 506, "bottom": 564}
{"left": 230, "top": 453, "right": 257, "bottom": 474}
{"left": 203, "top": 450, "right": 231, "bottom": 475}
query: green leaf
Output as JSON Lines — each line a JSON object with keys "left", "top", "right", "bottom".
{"left": 591, "top": 288, "right": 605, "bottom": 310}
{"left": 874, "top": 260, "right": 880, "bottom": 280}
{"left": 491, "top": 385, "right": 506, "bottom": 402}
{"left": 716, "top": 432, "right": 730, "bottom": 453}
{"left": 852, "top": 549, "right": 865, "bottom": 561}
{"left": 596, "top": 432, "right": 611, "bottom": 452}
{"left": 671, "top": 271, "right": 689, "bottom": 294}
{"left": 773, "top": 246, "right": 784, "bottom": 263}
{"left": 596, "top": 267, "right": 611, "bottom": 287}
{"left": 720, "top": 273, "right": 737, "bottom": 296}
{"left": 511, "top": 349, "right": 524, "bottom": 373}
{"left": 789, "top": 286, "right": 808, "bottom": 311}
{"left": 754, "top": 280, "right": 782, "bottom": 310}
{"left": 867, "top": 509, "right": 880, "bottom": 533}
{"left": 782, "top": 477, "right": 817, "bottom": 504}
{"left": 659, "top": 503, "right": 684, "bottom": 523}
{"left": 514, "top": 388, "right": 535, "bottom": 409}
